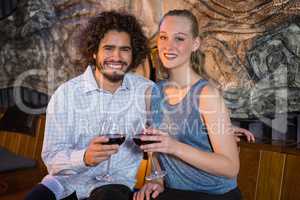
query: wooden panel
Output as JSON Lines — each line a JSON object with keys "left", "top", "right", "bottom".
{"left": 0, "top": 187, "right": 30, "bottom": 200}
{"left": 238, "top": 147, "right": 260, "bottom": 200}
{"left": 0, "top": 168, "right": 44, "bottom": 195}
{"left": 0, "top": 115, "right": 45, "bottom": 162}
{"left": 281, "top": 154, "right": 300, "bottom": 200}
{"left": 0, "top": 115, "right": 46, "bottom": 164}
{"left": 0, "top": 115, "right": 47, "bottom": 195}
{"left": 256, "top": 151, "right": 286, "bottom": 200}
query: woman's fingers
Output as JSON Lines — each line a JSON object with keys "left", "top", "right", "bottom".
{"left": 141, "top": 134, "right": 162, "bottom": 142}
{"left": 151, "top": 190, "right": 159, "bottom": 199}
{"left": 134, "top": 190, "right": 143, "bottom": 200}
{"left": 143, "top": 128, "right": 168, "bottom": 136}
{"left": 133, "top": 183, "right": 163, "bottom": 200}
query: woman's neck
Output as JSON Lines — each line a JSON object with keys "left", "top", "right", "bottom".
{"left": 168, "top": 65, "right": 201, "bottom": 88}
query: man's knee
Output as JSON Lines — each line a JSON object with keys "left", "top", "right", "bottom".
{"left": 89, "top": 184, "right": 132, "bottom": 200}
{"left": 25, "top": 184, "right": 56, "bottom": 200}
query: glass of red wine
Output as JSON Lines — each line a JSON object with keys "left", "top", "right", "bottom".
{"left": 133, "top": 121, "right": 166, "bottom": 181}
{"left": 95, "top": 119, "right": 126, "bottom": 182}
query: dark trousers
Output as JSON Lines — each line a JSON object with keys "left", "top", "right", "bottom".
{"left": 154, "top": 187, "right": 242, "bottom": 200}
{"left": 24, "top": 184, "right": 132, "bottom": 200}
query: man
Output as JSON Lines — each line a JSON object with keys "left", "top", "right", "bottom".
{"left": 25, "top": 11, "right": 152, "bottom": 200}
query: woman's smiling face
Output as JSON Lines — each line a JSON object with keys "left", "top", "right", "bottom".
{"left": 157, "top": 15, "right": 199, "bottom": 70}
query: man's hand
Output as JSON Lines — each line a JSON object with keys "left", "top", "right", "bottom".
{"left": 133, "top": 182, "right": 164, "bottom": 200}
{"left": 232, "top": 126, "right": 255, "bottom": 143}
{"left": 84, "top": 136, "right": 119, "bottom": 166}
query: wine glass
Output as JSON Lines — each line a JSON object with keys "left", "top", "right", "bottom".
{"left": 95, "top": 118, "right": 126, "bottom": 182}
{"left": 132, "top": 120, "right": 166, "bottom": 181}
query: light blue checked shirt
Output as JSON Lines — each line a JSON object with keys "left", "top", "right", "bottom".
{"left": 42, "top": 66, "right": 152, "bottom": 199}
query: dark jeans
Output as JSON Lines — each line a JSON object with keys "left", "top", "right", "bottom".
{"left": 154, "top": 187, "right": 242, "bottom": 200}
{"left": 89, "top": 184, "right": 132, "bottom": 200}
{"left": 24, "top": 184, "right": 132, "bottom": 200}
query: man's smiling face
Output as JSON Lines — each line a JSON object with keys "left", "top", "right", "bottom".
{"left": 94, "top": 30, "right": 132, "bottom": 82}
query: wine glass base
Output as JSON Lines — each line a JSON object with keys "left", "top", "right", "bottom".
{"left": 145, "top": 170, "right": 167, "bottom": 181}
{"left": 95, "top": 174, "right": 114, "bottom": 182}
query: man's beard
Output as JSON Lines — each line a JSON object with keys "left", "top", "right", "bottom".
{"left": 102, "top": 70, "right": 125, "bottom": 82}
{"left": 96, "top": 62, "right": 128, "bottom": 82}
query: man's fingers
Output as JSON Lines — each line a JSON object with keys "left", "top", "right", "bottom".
{"left": 92, "top": 136, "right": 109, "bottom": 144}
{"left": 93, "top": 150, "right": 118, "bottom": 157}
{"left": 234, "top": 131, "right": 244, "bottom": 137}
{"left": 91, "top": 144, "right": 119, "bottom": 152}
{"left": 101, "top": 144, "right": 119, "bottom": 150}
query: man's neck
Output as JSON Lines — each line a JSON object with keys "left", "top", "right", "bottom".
{"left": 94, "top": 68, "right": 123, "bottom": 93}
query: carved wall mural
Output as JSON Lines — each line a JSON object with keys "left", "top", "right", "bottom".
{"left": 0, "top": 0, "right": 300, "bottom": 123}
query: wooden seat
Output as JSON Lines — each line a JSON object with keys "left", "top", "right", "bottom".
{"left": 135, "top": 156, "right": 151, "bottom": 189}
{"left": 0, "top": 115, "right": 47, "bottom": 195}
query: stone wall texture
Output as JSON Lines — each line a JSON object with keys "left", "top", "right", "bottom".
{"left": 0, "top": 0, "right": 300, "bottom": 118}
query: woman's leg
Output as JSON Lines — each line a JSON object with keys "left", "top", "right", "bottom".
{"left": 155, "top": 187, "right": 242, "bottom": 200}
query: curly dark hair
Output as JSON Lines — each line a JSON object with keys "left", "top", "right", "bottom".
{"left": 79, "top": 10, "right": 149, "bottom": 70}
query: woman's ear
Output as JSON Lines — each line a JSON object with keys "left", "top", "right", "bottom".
{"left": 192, "top": 37, "right": 200, "bottom": 52}
{"left": 93, "top": 53, "right": 96, "bottom": 60}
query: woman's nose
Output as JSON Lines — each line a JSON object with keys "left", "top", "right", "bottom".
{"left": 164, "top": 39, "right": 175, "bottom": 50}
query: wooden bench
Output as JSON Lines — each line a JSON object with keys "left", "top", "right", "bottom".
{"left": 0, "top": 115, "right": 47, "bottom": 195}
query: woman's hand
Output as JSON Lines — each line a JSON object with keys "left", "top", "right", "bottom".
{"left": 140, "top": 128, "right": 179, "bottom": 155}
{"left": 133, "top": 182, "right": 164, "bottom": 200}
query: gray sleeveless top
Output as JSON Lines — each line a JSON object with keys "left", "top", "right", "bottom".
{"left": 151, "top": 79, "right": 237, "bottom": 194}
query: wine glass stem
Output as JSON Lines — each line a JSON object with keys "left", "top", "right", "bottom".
{"left": 149, "top": 152, "right": 158, "bottom": 173}
{"left": 106, "top": 156, "right": 111, "bottom": 176}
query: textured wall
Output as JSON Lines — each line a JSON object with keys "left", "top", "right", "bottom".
{"left": 0, "top": 0, "right": 299, "bottom": 119}
{"left": 132, "top": 0, "right": 300, "bottom": 118}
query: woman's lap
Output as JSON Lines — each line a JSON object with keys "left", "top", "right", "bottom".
{"left": 155, "top": 187, "right": 242, "bottom": 200}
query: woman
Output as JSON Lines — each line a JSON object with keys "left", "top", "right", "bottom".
{"left": 134, "top": 9, "right": 244, "bottom": 200}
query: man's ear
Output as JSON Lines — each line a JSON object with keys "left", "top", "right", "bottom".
{"left": 192, "top": 37, "right": 200, "bottom": 52}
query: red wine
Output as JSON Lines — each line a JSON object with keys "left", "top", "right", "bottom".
{"left": 133, "top": 134, "right": 159, "bottom": 146}
{"left": 102, "top": 134, "right": 126, "bottom": 145}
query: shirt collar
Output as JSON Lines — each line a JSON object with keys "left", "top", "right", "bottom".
{"left": 82, "top": 65, "right": 130, "bottom": 94}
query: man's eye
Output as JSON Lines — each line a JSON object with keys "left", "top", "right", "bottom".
{"left": 175, "top": 37, "right": 184, "bottom": 42}
{"left": 104, "top": 47, "right": 113, "bottom": 50}
{"left": 121, "top": 48, "right": 131, "bottom": 52}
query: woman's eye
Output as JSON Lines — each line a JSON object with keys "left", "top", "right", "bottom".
{"left": 159, "top": 35, "right": 167, "bottom": 40}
